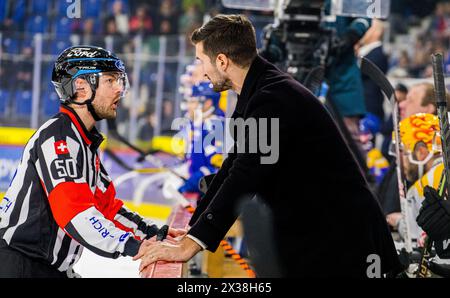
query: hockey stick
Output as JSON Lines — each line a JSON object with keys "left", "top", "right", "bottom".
{"left": 106, "top": 119, "right": 187, "bottom": 181}
{"left": 417, "top": 53, "right": 450, "bottom": 278}
{"left": 104, "top": 147, "right": 134, "bottom": 171}
{"left": 104, "top": 147, "right": 177, "bottom": 178}
{"left": 431, "top": 53, "right": 450, "bottom": 195}
{"left": 106, "top": 119, "right": 147, "bottom": 157}
{"left": 360, "top": 57, "right": 413, "bottom": 253}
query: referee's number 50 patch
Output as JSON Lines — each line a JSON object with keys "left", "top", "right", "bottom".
{"left": 51, "top": 159, "right": 80, "bottom": 179}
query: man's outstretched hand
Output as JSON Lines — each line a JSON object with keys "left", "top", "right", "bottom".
{"left": 168, "top": 227, "right": 187, "bottom": 239}
{"left": 133, "top": 237, "right": 202, "bottom": 273}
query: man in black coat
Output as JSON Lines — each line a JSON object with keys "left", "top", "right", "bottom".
{"left": 134, "top": 14, "right": 401, "bottom": 277}
{"left": 359, "top": 19, "right": 389, "bottom": 123}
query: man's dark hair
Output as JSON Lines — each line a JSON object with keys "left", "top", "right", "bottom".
{"left": 395, "top": 83, "right": 408, "bottom": 94}
{"left": 190, "top": 14, "right": 257, "bottom": 68}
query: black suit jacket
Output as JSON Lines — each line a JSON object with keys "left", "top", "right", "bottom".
{"left": 188, "top": 55, "right": 400, "bottom": 277}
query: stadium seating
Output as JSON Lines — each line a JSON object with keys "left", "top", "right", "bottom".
{"left": 14, "top": 90, "right": 32, "bottom": 116}
{"left": 56, "top": 0, "right": 69, "bottom": 17}
{"left": 10, "top": 0, "right": 26, "bottom": 24}
{"left": 83, "top": 0, "right": 103, "bottom": 18}
{"left": 1, "top": 37, "right": 20, "bottom": 54}
{"left": 0, "top": 0, "right": 6, "bottom": 22}
{"left": 30, "top": 0, "right": 50, "bottom": 15}
{"left": 108, "top": 0, "right": 130, "bottom": 14}
{"left": 26, "top": 15, "right": 49, "bottom": 34}
{"left": 50, "top": 38, "right": 71, "bottom": 55}
{"left": 54, "top": 17, "right": 73, "bottom": 37}
{"left": 0, "top": 89, "right": 11, "bottom": 115}
{"left": 43, "top": 90, "right": 60, "bottom": 117}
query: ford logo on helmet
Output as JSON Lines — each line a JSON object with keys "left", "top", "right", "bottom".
{"left": 115, "top": 60, "right": 125, "bottom": 72}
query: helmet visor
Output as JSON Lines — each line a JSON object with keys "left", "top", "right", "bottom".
{"left": 97, "top": 72, "right": 130, "bottom": 98}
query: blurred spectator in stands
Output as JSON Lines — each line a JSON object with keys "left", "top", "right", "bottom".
{"left": 105, "top": 17, "right": 118, "bottom": 36}
{"left": 0, "top": 0, "right": 25, "bottom": 33}
{"left": 111, "top": 0, "right": 129, "bottom": 35}
{"left": 427, "top": 2, "right": 450, "bottom": 39}
{"left": 73, "top": 18, "right": 102, "bottom": 45}
{"left": 445, "top": 2, "right": 450, "bottom": 21}
{"left": 104, "top": 16, "right": 126, "bottom": 53}
{"left": 161, "top": 99, "right": 175, "bottom": 133}
{"left": 159, "top": 19, "right": 174, "bottom": 35}
{"left": 207, "top": 5, "right": 222, "bottom": 18}
{"left": 388, "top": 50, "right": 411, "bottom": 78}
{"left": 155, "top": 18, "right": 179, "bottom": 57}
{"left": 138, "top": 110, "right": 157, "bottom": 142}
{"left": 158, "top": 0, "right": 181, "bottom": 56}
{"left": 359, "top": 19, "right": 388, "bottom": 126}
{"left": 422, "top": 42, "right": 448, "bottom": 78}
{"left": 129, "top": 0, "right": 157, "bottom": 13}
{"left": 0, "top": 62, "right": 14, "bottom": 95}
{"left": 15, "top": 46, "right": 33, "bottom": 91}
{"left": 0, "top": 42, "right": 14, "bottom": 90}
{"left": 445, "top": 52, "right": 450, "bottom": 75}
{"left": 179, "top": 4, "right": 203, "bottom": 35}
{"left": 157, "top": 0, "right": 179, "bottom": 34}
{"left": 0, "top": 65, "right": 7, "bottom": 90}
{"left": 129, "top": 5, "right": 153, "bottom": 36}
{"left": 409, "top": 37, "right": 431, "bottom": 78}
{"left": 380, "top": 83, "right": 408, "bottom": 160}
{"left": 182, "top": 0, "right": 205, "bottom": 13}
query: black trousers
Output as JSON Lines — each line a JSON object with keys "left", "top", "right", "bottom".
{"left": 0, "top": 242, "right": 68, "bottom": 278}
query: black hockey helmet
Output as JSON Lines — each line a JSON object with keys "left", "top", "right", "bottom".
{"left": 51, "top": 45, "right": 129, "bottom": 120}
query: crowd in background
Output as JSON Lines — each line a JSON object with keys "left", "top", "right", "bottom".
{"left": 388, "top": 1, "right": 450, "bottom": 78}
{"left": 0, "top": 0, "right": 273, "bottom": 136}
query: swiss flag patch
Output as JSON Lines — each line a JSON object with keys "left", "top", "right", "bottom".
{"left": 54, "top": 140, "right": 69, "bottom": 155}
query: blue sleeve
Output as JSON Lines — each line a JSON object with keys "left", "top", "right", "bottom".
{"left": 179, "top": 171, "right": 204, "bottom": 193}
{"left": 350, "top": 18, "right": 372, "bottom": 37}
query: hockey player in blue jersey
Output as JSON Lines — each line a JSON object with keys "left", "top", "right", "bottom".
{"left": 178, "top": 81, "right": 225, "bottom": 195}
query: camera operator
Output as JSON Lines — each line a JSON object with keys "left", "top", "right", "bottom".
{"left": 323, "top": 0, "right": 371, "bottom": 155}
{"left": 259, "top": 0, "right": 372, "bottom": 166}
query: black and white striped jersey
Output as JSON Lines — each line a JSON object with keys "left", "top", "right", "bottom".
{"left": 0, "top": 105, "right": 159, "bottom": 274}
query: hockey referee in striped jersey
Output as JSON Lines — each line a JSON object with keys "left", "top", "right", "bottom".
{"left": 0, "top": 46, "right": 185, "bottom": 278}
